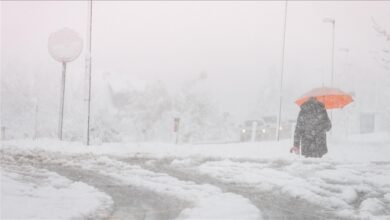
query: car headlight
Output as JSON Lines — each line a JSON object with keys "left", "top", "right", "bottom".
{"left": 242, "top": 129, "right": 246, "bottom": 133}
{"left": 262, "top": 129, "right": 266, "bottom": 133}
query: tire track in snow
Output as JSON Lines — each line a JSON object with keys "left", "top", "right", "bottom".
{"left": 1, "top": 150, "right": 189, "bottom": 220}
{"left": 72, "top": 155, "right": 262, "bottom": 220}
{"left": 45, "top": 165, "right": 188, "bottom": 220}
{"left": 2, "top": 149, "right": 262, "bottom": 220}
{"left": 120, "top": 156, "right": 349, "bottom": 220}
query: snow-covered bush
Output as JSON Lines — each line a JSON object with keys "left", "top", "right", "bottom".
{"left": 88, "top": 73, "right": 238, "bottom": 143}
{"left": 1, "top": 67, "right": 238, "bottom": 143}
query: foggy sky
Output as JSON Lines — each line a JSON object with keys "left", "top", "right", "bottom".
{"left": 2, "top": 1, "right": 390, "bottom": 121}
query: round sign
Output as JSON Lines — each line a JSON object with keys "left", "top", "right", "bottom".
{"left": 48, "top": 28, "right": 83, "bottom": 63}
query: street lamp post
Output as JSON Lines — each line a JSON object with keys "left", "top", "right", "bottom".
{"left": 323, "top": 17, "right": 336, "bottom": 86}
{"left": 323, "top": 17, "right": 336, "bottom": 133}
{"left": 276, "top": 0, "right": 288, "bottom": 141}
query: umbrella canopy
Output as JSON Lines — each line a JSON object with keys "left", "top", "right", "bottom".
{"left": 295, "top": 87, "right": 353, "bottom": 109}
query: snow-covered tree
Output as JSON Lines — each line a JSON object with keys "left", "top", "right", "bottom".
{"left": 172, "top": 73, "right": 238, "bottom": 143}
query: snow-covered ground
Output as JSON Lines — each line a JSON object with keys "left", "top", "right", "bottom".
{"left": 1, "top": 160, "right": 113, "bottom": 219}
{"left": 1, "top": 132, "right": 390, "bottom": 219}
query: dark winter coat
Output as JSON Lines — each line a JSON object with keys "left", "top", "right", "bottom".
{"left": 293, "top": 97, "right": 332, "bottom": 158}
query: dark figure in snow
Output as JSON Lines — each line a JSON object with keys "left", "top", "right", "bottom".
{"left": 291, "top": 97, "right": 332, "bottom": 158}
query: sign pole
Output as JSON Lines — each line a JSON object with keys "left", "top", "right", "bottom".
{"left": 48, "top": 28, "right": 83, "bottom": 141}
{"left": 174, "top": 118, "right": 180, "bottom": 144}
{"left": 58, "top": 62, "right": 66, "bottom": 140}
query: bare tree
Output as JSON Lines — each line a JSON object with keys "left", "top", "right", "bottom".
{"left": 372, "top": 18, "right": 390, "bottom": 41}
{"left": 372, "top": 18, "right": 390, "bottom": 68}
{"left": 372, "top": 18, "right": 390, "bottom": 133}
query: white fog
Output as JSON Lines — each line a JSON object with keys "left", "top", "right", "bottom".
{"left": 1, "top": 1, "right": 390, "bottom": 220}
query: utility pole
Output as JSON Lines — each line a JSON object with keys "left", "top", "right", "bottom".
{"left": 84, "top": 0, "right": 93, "bottom": 145}
{"left": 276, "top": 0, "right": 288, "bottom": 141}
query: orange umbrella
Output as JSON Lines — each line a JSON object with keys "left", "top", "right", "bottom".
{"left": 295, "top": 87, "right": 353, "bottom": 109}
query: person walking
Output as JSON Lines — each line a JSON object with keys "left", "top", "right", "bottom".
{"left": 290, "top": 97, "right": 332, "bottom": 158}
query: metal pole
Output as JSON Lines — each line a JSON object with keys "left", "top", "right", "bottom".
{"left": 331, "top": 21, "right": 335, "bottom": 86}
{"left": 323, "top": 18, "right": 335, "bottom": 87}
{"left": 174, "top": 118, "right": 180, "bottom": 144}
{"left": 84, "top": 0, "right": 93, "bottom": 145}
{"left": 58, "top": 62, "right": 66, "bottom": 140}
{"left": 34, "top": 104, "right": 39, "bottom": 140}
{"left": 323, "top": 18, "right": 336, "bottom": 130}
{"left": 33, "top": 69, "right": 39, "bottom": 140}
{"left": 330, "top": 20, "right": 335, "bottom": 125}
{"left": 1, "top": 127, "right": 6, "bottom": 140}
{"left": 276, "top": 0, "right": 288, "bottom": 141}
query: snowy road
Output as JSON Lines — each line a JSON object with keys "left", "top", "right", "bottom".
{"left": 1, "top": 151, "right": 189, "bottom": 220}
{"left": 2, "top": 149, "right": 262, "bottom": 220}
{"left": 2, "top": 138, "right": 390, "bottom": 220}
{"left": 121, "top": 156, "right": 341, "bottom": 220}
{"left": 136, "top": 157, "right": 390, "bottom": 220}
{"left": 45, "top": 165, "right": 188, "bottom": 220}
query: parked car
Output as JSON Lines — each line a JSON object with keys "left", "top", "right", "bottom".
{"left": 240, "top": 117, "right": 295, "bottom": 142}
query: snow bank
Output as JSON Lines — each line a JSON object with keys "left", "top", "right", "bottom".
{"left": 3, "top": 131, "right": 389, "bottom": 162}
{"left": 342, "top": 132, "right": 390, "bottom": 144}
{"left": 0, "top": 165, "right": 113, "bottom": 219}
{"left": 2, "top": 138, "right": 292, "bottom": 160}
